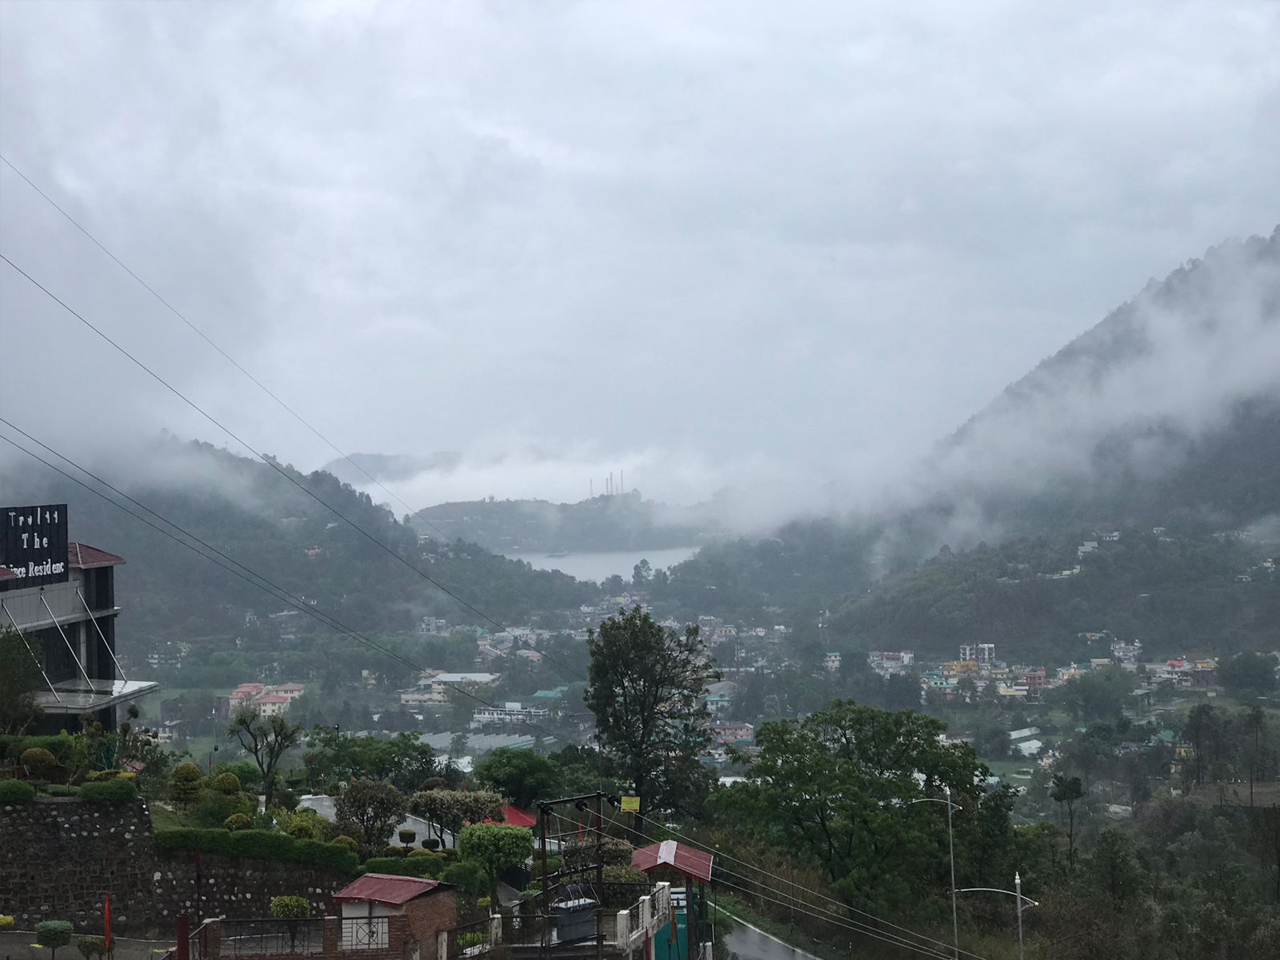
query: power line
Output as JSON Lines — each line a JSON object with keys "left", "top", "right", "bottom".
{"left": 603, "top": 808, "right": 990, "bottom": 960}
{"left": 0, "top": 152, "right": 593, "bottom": 648}
{"left": 0, "top": 250, "right": 586, "bottom": 685}
{"left": 0, "top": 425, "right": 582, "bottom": 749}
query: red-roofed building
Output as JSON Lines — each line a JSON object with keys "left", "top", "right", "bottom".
{"left": 333, "top": 873, "right": 456, "bottom": 952}
{"left": 501, "top": 805, "right": 538, "bottom": 828}
{"left": 1, "top": 503, "right": 158, "bottom": 733}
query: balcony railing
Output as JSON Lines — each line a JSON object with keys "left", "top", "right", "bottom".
{"left": 222, "top": 919, "right": 325, "bottom": 957}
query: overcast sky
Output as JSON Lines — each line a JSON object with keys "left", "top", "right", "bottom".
{"left": 1, "top": 0, "right": 1277, "bottom": 512}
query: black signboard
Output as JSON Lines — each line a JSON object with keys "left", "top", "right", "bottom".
{"left": 1, "top": 504, "right": 70, "bottom": 591}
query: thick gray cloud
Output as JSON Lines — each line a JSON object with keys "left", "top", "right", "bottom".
{"left": 1, "top": 0, "right": 1277, "bottom": 513}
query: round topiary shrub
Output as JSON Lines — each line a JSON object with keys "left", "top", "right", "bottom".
{"left": 210, "top": 772, "right": 242, "bottom": 795}
{"left": 76, "top": 935, "right": 108, "bottom": 960}
{"left": 422, "top": 838, "right": 440, "bottom": 850}
{"left": 287, "top": 821, "right": 315, "bottom": 840}
{"left": 0, "top": 779, "right": 36, "bottom": 803}
{"left": 0, "top": 914, "right": 15, "bottom": 930}
{"left": 86, "top": 769, "right": 121, "bottom": 782}
{"left": 79, "top": 778, "right": 138, "bottom": 803}
{"left": 270, "top": 895, "right": 311, "bottom": 919}
{"left": 36, "top": 920, "right": 74, "bottom": 958}
{"left": 224, "top": 813, "right": 253, "bottom": 831}
{"left": 398, "top": 828, "right": 417, "bottom": 845}
{"left": 408, "top": 848, "right": 438, "bottom": 858}
{"left": 419, "top": 777, "right": 445, "bottom": 791}
{"left": 331, "top": 835, "right": 359, "bottom": 851}
{"left": 21, "top": 747, "right": 58, "bottom": 778}
{"left": 382, "top": 845, "right": 408, "bottom": 858}
{"left": 170, "top": 761, "right": 204, "bottom": 807}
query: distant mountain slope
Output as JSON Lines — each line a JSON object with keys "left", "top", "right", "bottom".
{"left": 926, "top": 226, "right": 1280, "bottom": 531}
{"left": 1, "top": 439, "right": 595, "bottom": 646}
{"left": 412, "top": 490, "right": 721, "bottom": 554}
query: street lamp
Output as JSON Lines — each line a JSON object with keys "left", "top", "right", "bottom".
{"left": 907, "top": 785, "right": 962, "bottom": 960}
{"left": 955, "top": 872, "right": 1039, "bottom": 960}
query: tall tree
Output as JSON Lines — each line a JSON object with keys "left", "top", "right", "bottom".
{"left": 584, "top": 606, "right": 712, "bottom": 816}
{"left": 0, "top": 626, "right": 44, "bottom": 735}
{"left": 227, "top": 710, "right": 302, "bottom": 810}
{"left": 473, "top": 748, "right": 561, "bottom": 809}
{"left": 1051, "top": 774, "right": 1085, "bottom": 868}
{"left": 335, "top": 779, "right": 408, "bottom": 855}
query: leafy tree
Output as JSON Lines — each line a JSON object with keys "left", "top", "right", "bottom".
{"left": 585, "top": 606, "right": 712, "bottom": 816}
{"left": 1219, "top": 652, "right": 1278, "bottom": 699}
{"left": 35, "top": 921, "right": 73, "bottom": 960}
{"left": 0, "top": 626, "right": 43, "bottom": 735}
{"left": 473, "top": 748, "right": 561, "bottom": 809}
{"left": 409, "top": 789, "right": 504, "bottom": 847}
{"left": 457, "top": 823, "right": 535, "bottom": 896}
{"left": 1089, "top": 828, "right": 1144, "bottom": 910}
{"left": 304, "top": 728, "right": 436, "bottom": 793}
{"left": 713, "top": 700, "right": 997, "bottom": 915}
{"left": 335, "top": 779, "right": 408, "bottom": 854}
{"left": 1050, "top": 774, "right": 1084, "bottom": 867}
{"left": 227, "top": 710, "right": 302, "bottom": 811}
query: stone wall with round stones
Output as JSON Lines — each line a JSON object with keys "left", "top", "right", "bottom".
{"left": 0, "top": 797, "right": 349, "bottom": 937}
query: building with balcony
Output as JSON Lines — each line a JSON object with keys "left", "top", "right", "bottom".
{"left": 0, "top": 503, "right": 158, "bottom": 734}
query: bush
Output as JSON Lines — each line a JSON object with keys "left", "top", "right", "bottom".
{"left": 210, "top": 772, "right": 242, "bottom": 795}
{"left": 361, "top": 856, "right": 445, "bottom": 880}
{"left": 224, "top": 813, "right": 252, "bottom": 831}
{"left": 79, "top": 779, "right": 138, "bottom": 803}
{"left": 408, "top": 848, "right": 440, "bottom": 858}
{"left": 420, "top": 777, "right": 445, "bottom": 791}
{"left": 21, "top": 747, "right": 58, "bottom": 778}
{"left": 36, "top": 920, "right": 74, "bottom": 955}
{"left": 0, "top": 915, "right": 14, "bottom": 930}
{"left": 382, "top": 845, "right": 407, "bottom": 858}
{"left": 477, "top": 897, "right": 492, "bottom": 910}
{"left": 274, "top": 787, "right": 300, "bottom": 811}
{"left": 0, "top": 779, "right": 37, "bottom": 803}
{"left": 46, "top": 784, "right": 81, "bottom": 798}
{"left": 287, "top": 821, "right": 315, "bottom": 840}
{"left": 170, "top": 762, "right": 204, "bottom": 807}
{"left": 398, "top": 829, "right": 417, "bottom": 845}
{"left": 320, "top": 819, "right": 366, "bottom": 845}
{"left": 270, "top": 896, "right": 311, "bottom": 919}
{"left": 457, "top": 933, "right": 486, "bottom": 950}
{"left": 86, "top": 769, "right": 121, "bottom": 782}
{"left": 76, "top": 936, "right": 108, "bottom": 960}
{"left": 331, "top": 835, "right": 359, "bottom": 851}
{"left": 443, "top": 860, "right": 488, "bottom": 897}
{"left": 192, "top": 787, "right": 255, "bottom": 828}
{"left": 440, "top": 847, "right": 458, "bottom": 861}
{"left": 155, "top": 828, "right": 360, "bottom": 873}
{"left": 0, "top": 734, "right": 75, "bottom": 763}
{"left": 422, "top": 838, "right": 440, "bottom": 850}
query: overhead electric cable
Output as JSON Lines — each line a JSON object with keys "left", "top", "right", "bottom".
{"left": 603, "top": 808, "right": 991, "bottom": 960}
{"left": 0, "top": 250, "right": 586, "bottom": 685}
{"left": 0, "top": 153, "right": 597, "bottom": 670}
{"left": 0, "top": 425, "right": 582, "bottom": 748}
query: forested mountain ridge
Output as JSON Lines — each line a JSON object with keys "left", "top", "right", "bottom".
{"left": 412, "top": 489, "right": 720, "bottom": 554}
{"left": 1, "top": 438, "right": 596, "bottom": 646}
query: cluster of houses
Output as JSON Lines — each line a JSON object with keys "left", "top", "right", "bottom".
{"left": 228, "top": 681, "right": 307, "bottom": 716}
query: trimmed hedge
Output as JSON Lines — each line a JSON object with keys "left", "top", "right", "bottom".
{"left": 155, "top": 828, "right": 360, "bottom": 872}
{"left": 361, "top": 856, "right": 445, "bottom": 879}
{"left": 79, "top": 779, "right": 138, "bottom": 803}
{"left": 0, "top": 734, "right": 76, "bottom": 763}
{"left": 0, "top": 779, "right": 36, "bottom": 803}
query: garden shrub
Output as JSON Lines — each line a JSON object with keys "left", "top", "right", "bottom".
{"left": 20, "top": 747, "right": 58, "bottom": 778}
{"left": 270, "top": 896, "right": 310, "bottom": 919}
{"left": 0, "top": 779, "right": 37, "bottom": 803}
{"left": 422, "top": 838, "right": 440, "bottom": 850}
{"left": 192, "top": 787, "right": 255, "bottom": 828}
{"left": 361, "top": 856, "right": 444, "bottom": 879}
{"left": 169, "top": 762, "right": 204, "bottom": 807}
{"left": 457, "top": 933, "right": 486, "bottom": 950}
{"left": 36, "top": 920, "right": 73, "bottom": 957}
{"left": 331, "top": 835, "right": 359, "bottom": 851}
{"left": 155, "top": 828, "right": 359, "bottom": 872}
{"left": 46, "top": 785, "right": 81, "bottom": 798}
{"left": 287, "top": 821, "right": 315, "bottom": 840}
{"left": 398, "top": 829, "right": 417, "bottom": 845}
{"left": 224, "top": 813, "right": 252, "bottom": 831}
{"left": 408, "top": 848, "right": 439, "bottom": 858}
{"left": 443, "top": 860, "right": 488, "bottom": 897}
{"left": 0, "top": 914, "right": 15, "bottom": 930}
{"left": 210, "top": 772, "right": 242, "bottom": 795}
{"left": 79, "top": 779, "right": 138, "bottom": 803}
{"left": 86, "top": 769, "right": 121, "bottom": 782}
{"left": 76, "top": 936, "right": 108, "bottom": 960}
{"left": 382, "top": 845, "right": 407, "bottom": 858}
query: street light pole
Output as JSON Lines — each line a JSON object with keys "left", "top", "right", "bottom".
{"left": 955, "top": 877, "right": 1039, "bottom": 960}
{"left": 946, "top": 786, "right": 958, "bottom": 960}
{"left": 907, "top": 789, "right": 962, "bottom": 960}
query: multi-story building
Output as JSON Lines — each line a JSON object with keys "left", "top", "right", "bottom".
{"left": 0, "top": 503, "right": 158, "bottom": 733}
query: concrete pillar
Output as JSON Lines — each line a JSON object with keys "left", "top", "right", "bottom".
{"left": 490, "top": 915, "right": 502, "bottom": 946}
{"left": 176, "top": 916, "right": 190, "bottom": 960}
{"left": 437, "top": 930, "right": 449, "bottom": 960}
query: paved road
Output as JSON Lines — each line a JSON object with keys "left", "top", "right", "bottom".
{"left": 722, "top": 920, "right": 827, "bottom": 960}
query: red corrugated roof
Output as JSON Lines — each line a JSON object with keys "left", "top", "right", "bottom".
{"left": 502, "top": 805, "right": 537, "bottom": 828}
{"left": 68, "top": 542, "right": 125, "bottom": 569}
{"left": 631, "top": 840, "right": 713, "bottom": 883}
{"left": 334, "top": 873, "right": 445, "bottom": 906}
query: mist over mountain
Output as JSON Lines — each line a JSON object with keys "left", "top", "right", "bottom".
{"left": 322, "top": 452, "right": 462, "bottom": 487}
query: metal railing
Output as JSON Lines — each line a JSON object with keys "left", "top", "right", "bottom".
{"left": 222, "top": 918, "right": 325, "bottom": 957}
{"left": 443, "top": 918, "right": 499, "bottom": 960}
{"left": 338, "top": 917, "right": 390, "bottom": 952}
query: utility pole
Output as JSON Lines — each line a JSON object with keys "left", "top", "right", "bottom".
{"left": 907, "top": 788, "right": 962, "bottom": 960}
{"left": 595, "top": 793, "right": 604, "bottom": 960}
{"left": 540, "top": 806, "right": 550, "bottom": 960}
